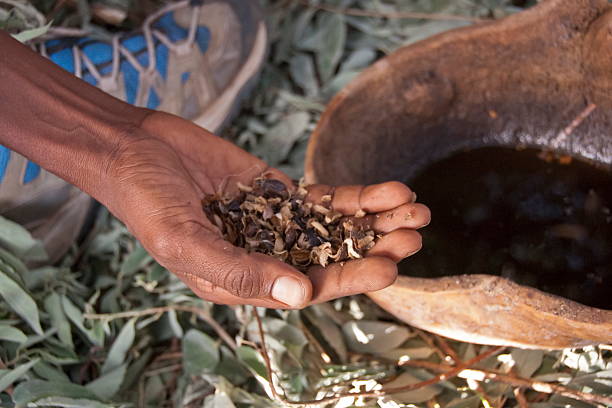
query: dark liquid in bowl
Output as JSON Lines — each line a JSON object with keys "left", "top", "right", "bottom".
{"left": 400, "top": 147, "right": 612, "bottom": 309}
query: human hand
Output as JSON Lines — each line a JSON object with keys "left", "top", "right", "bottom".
{"left": 0, "top": 31, "right": 424, "bottom": 307}
{"left": 99, "top": 111, "right": 430, "bottom": 308}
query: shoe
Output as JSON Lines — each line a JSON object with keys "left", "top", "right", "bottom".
{"left": 0, "top": 0, "right": 267, "bottom": 264}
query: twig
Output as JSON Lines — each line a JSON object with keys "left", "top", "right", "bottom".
{"left": 514, "top": 387, "right": 529, "bottom": 408}
{"left": 253, "top": 307, "right": 283, "bottom": 401}
{"left": 400, "top": 360, "right": 612, "bottom": 407}
{"left": 144, "top": 363, "right": 183, "bottom": 377}
{"left": 298, "top": 321, "right": 330, "bottom": 368}
{"left": 297, "top": 0, "right": 486, "bottom": 22}
{"left": 152, "top": 351, "right": 183, "bottom": 362}
{"left": 550, "top": 103, "right": 597, "bottom": 147}
{"left": 435, "top": 333, "right": 461, "bottom": 364}
{"left": 252, "top": 311, "right": 505, "bottom": 407}
{"left": 414, "top": 328, "right": 448, "bottom": 362}
{"left": 138, "top": 375, "right": 145, "bottom": 408}
{"left": 84, "top": 305, "right": 237, "bottom": 351}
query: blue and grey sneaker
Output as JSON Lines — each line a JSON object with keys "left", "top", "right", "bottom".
{"left": 0, "top": 0, "right": 267, "bottom": 264}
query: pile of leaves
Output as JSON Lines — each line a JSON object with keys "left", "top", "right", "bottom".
{"left": 202, "top": 178, "right": 376, "bottom": 270}
{"left": 1, "top": 0, "right": 610, "bottom": 407}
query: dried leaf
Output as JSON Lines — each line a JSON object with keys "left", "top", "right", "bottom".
{"left": 511, "top": 348, "right": 545, "bottom": 378}
{"left": 382, "top": 371, "right": 443, "bottom": 403}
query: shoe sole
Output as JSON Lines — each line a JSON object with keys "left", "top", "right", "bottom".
{"left": 192, "top": 21, "right": 267, "bottom": 133}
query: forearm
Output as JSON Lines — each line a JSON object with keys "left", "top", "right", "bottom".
{"left": 0, "top": 31, "right": 149, "bottom": 196}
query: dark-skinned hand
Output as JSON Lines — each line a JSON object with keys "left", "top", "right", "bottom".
{"left": 103, "top": 111, "right": 430, "bottom": 308}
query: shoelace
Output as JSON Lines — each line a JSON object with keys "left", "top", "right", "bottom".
{"left": 35, "top": 0, "right": 202, "bottom": 92}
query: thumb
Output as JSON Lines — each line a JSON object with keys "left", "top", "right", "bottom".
{"left": 148, "top": 222, "right": 313, "bottom": 308}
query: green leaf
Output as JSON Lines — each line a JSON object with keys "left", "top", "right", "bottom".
{"left": 0, "top": 216, "right": 47, "bottom": 262}
{"left": 13, "top": 379, "right": 100, "bottom": 407}
{"left": 119, "top": 245, "right": 151, "bottom": 277}
{"left": 289, "top": 53, "right": 319, "bottom": 96}
{"left": 236, "top": 346, "right": 267, "bottom": 380}
{"left": 18, "top": 396, "right": 112, "bottom": 408}
{"left": 314, "top": 13, "right": 346, "bottom": 83}
{"left": 304, "top": 308, "right": 348, "bottom": 362}
{"left": 32, "top": 361, "right": 71, "bottom": 383}
{"left": 182, "top": 329, "right": 220, "bottom": 375}
{"left": 342, "top": 321, "right": 412, "bottom": 354}
{"left": 260, "top": 112, "right": 310, "bottom": 166}
{"left": 11, "top": 22, "right": 52, "bottom": 43}
{"left": 0, "top": 359, "right": 39, "bottom": 392}
{"left": 85, "top": 364, "right": 127, "bottom": 400}
{"left": 0, "top": 246, "right": 27, "bottom": 284}
{"left": 0, "top": 324, "right": 27, "bottom": 344}
{"left": 568, "top": 369, "right": 612, "bottom": 395}
{"left": 61, "top": 295, "right": 104, "bottom": 346}
{"left": 167, "top": 309, "right": 183, "bottom": 338}
{"left": 0, "top": 266, "right": 43, "bottom": 335}
{"left": 101, "top": 318, "right": 135, "bottom": 374}
{"left": 34, "top": 349, "right": 80, "bottom": 366}
{"left": 44, "top": 293, "right": 73, "bottom": 349}
{"left": 119, "top": 348, "right": 152, "bottom": 394}
{"left": 322, "top": 70, "right": 360, "bottom": 99}
{"left": 340, "top": 48, "right": 377, "bottom": 72}
{"left": 216, "top": 346, "right": 250, "bottom": 386}
{"left": 203, "top": 392, "right": 236, "bottom": 408}
{"left": 143, "top": 375, "right": 165, "bottom": 405}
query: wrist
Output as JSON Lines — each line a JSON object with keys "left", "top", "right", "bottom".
{"left": 0, "top": 31, "right": 151, "bottom": 199}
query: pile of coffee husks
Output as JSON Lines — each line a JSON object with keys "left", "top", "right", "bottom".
{"left": 202, "top": 179, "right": 378, "bottom": 271}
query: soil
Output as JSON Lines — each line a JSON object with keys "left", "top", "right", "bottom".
{"left": 399, "top": 147, "right": 612, "bottom": 309}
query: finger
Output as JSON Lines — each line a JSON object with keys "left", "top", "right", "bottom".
{"left": 177, "top": 271, "right": 306, "bottom": 308}
{"left": 146, "top": 222, "right": 313, "bottom": 308}
{"left": 307, "top": 257, "right": 397, "bottom": 304}
{"left": 306, "top": 181, "right": 415, "bottom": 215}
{"left": 366, "top": 229, "right": 423, "bottom": 262}
{"left": 351, "top": 203, "right": 431, "bottom": 233}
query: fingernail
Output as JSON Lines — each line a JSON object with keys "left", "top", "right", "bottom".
{"left": 272, "top": 276, "right": 306, "bottom": 307}
{"left": 411, "top": 192, "right": 418, "bottom": 203}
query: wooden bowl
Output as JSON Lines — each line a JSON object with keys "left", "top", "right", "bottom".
{"left": 305, "top": 0, "right": 612, "bottom": 349}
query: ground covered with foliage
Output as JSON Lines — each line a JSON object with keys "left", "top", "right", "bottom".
{"left": 1, "top": 0, "right": 611, "bottom": 407}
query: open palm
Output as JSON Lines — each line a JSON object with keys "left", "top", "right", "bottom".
{"left": 103, "top": 111, "right": 430, "bottom": 308}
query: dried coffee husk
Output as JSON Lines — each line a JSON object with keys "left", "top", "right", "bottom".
{"left": 202, "top": 178, "right": 378, "bottom": 271}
